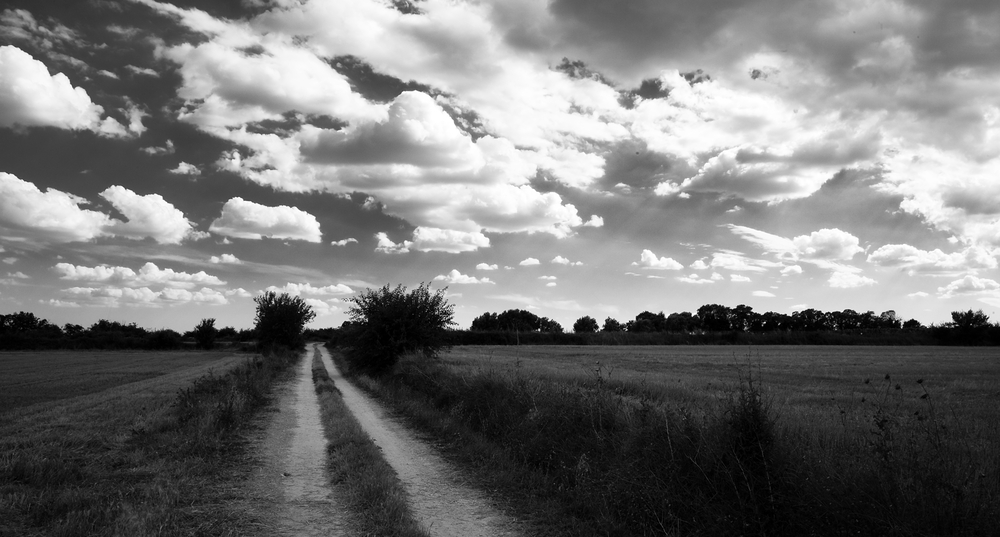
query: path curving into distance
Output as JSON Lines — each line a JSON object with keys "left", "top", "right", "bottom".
{"left": 313, "top": 343, "right": 523, "bottom": 537}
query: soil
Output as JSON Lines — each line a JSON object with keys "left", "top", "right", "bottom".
{"left": 315, "top": 344, "right": 523, "bottom": 537}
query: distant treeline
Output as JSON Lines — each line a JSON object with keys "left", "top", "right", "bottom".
{"left": 446, "top": 306, "right": 1000, "bottom": 346}
{"left": 0, "top": 312, "right": 254, "bottom": 351}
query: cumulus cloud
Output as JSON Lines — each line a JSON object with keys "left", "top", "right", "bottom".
{"left": 752, "top": 290, "right": 776, "bottom": 297}
{"left": 143, "top": 140, "right": 175, "bottom": 155}
{"left": 209, "top": 197, "right": 322, "bottom": 242}
{"left": 583, "top": 215, "right": 604, "bottom": 227}
{"left": 225, "top": 288, "right": 252, "bottom": 298}
{"left": 730, "top": 274, "right": 752, "bottom": 282}
{"left": 169, "top": 162, "right": 201, "bottom": 175}
{"left": 374, "top": 232, "right": 411, "bottom": 254}
{"left": 100, "top": 186, "right": 201, "bottom": 244}
{"left": 304, "top": 298, "right": 340, "bottom": 316}
{"left": 476, "top": 263, "right": 498, "bottom": 271}
{"left": 519, "top": 258, "right": 540, "bottom": 266}
{"left": 265, "top": 282, "right": 353, "bottom": 296}
{"left": 867, "top": 244, "right": 998, "bottom": 275}
{"left": 209, "top": 254, "right": 241, "bottom": 264}
{"left": 633, "top": 249, "right": 683, "bottom": 270}
{"left": 552, "top": 255, "right": 583, "bottom": 266}
{"left": 539, "top": 275, "right": 557, "bottom": 280}
{"left": 828, "top": 271, "right": 877, "bottom": 289}
{"left": 0, "top": 172, "right": 111, "bottom": 242}
{"left": 937, "top": 275, "right": 1000, "bottom": 298}
{"left": 0, "top": 46, "right": 127, "bottom": 135}
{"left": 709, "top": 252, "right": 778, "bottom": 273}
{"left": 433, "top": 269, "right": 494, "bottom": 285}
{"left": 678, "top": 273, "right": 715, "bottom": 284}
{"left": 57, "top": 284, "right": 228, "bottom": 307}
{"left": 331, "top": 237, "right": 358, "bottom": 246}
{"left": 409, "top": 227, "right": 490, "bottom": 253}
{"left": 54, "top": 262, "right": 225, "bottom": 289}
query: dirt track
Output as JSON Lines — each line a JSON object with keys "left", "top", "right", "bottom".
{"left": 314, "top": 343, "right": 522, "bottom": 537}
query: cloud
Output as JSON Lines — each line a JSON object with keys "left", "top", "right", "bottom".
{"left": 937, "top": 275, "right": 1000, "bottom": 298}
{"left": 729, "top": 225, "right": 863, "bottom": 263}
{"left": 169, "top": 162, "right": 201, "bottom": 175}
{"left": 331, "top": 237, "right": 358, "bottom": 246}
{"left": 265, "top": 282, "right": 353, "bottom": 296}
{"left": 209, "top": 253, "right": 241, "bottom": 264}
{"left": 907, "top": 291, "right": 929, "bottom": 298}
{"left": 374, "top": 232, "right": 411, "bottom": 254}
{"left": 142, "top": 140, "right": 175, "bottom": 155}
{"left": 476, "top": 263, "right": 498, "bottom": 271}
{"left": 519, "top": 258, "right": 541, "bottom": 266}
{"left": 678, "top": 273, "right": 715, "bottom": 284}
{"left": 0, "top": 172, "right": 111, "bottom": 242}
{"left": 304, "top": 298, "right": 340, "bottom": 316}
{"left": 828, "top": 271, "right": 877, "bottom": 289}
{"left": 709, "top": 252, "right": 777, "bottom": 273}
{"left": 752, "top": 290, "right": 776, "bottom": 297}
{"left": 583, "top": 215, "right": 604, "bottom": 227}
{"left": 552, "top": 255, "right": 582, "bottom": 266}
{"left": 0, "top": 46, "right": 127, "bottom": 135}
{"left": 546, "top": 282, "right": 557, "bottom": 287}
{"left": 54, "top": 262, "right": 226, "bottom": 289}
{"left": 409, "top": 227, "right": 490, "bottom": 253}
{"left": 730, "top": 274, "right": 752, "bottom": 282}
{"left": 539, "top": 275, "right": 557, "bottom": 280}
{"left": 125, "top": 65, "right": 158, "bottom": 77}
{"left": 867, "top": 244, "right": 998, "bottom": 275}
{"left": 433, "top": 269, "right": 494, "bottom": 285}
{"left": 781, "top": 265, "right": 803, "bottom": 275}
{"left": 225, "top": 288, "right": 252, "bottom": 298}
{"left": 633, "top": 249, "right": 683, "bottom": 270}
{"left": 99, "top": 186, "right": 201, "bottom": 244}
{"left": 209, "top": 197, "right": 322, "bottom": 242}
{"left": 689, "top": 258, "right": 709, "bottom": 270}
{"left": 56, "top": 284, "right": 229, "bottom": 308}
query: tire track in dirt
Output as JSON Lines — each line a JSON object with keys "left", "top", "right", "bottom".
{"left": 314, "top": 343, "right": 522, "bottom": 537}
{"left": 247, "top": 348, "right": 348, "bottom": 536}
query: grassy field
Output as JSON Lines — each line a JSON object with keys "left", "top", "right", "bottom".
{"left": 0, "top": 349, "right": 295, "bottom": 536}
{"left": 346, "top": 344, "right": 1000, "bottom": 536}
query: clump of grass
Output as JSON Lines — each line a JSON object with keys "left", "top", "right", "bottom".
{"left": 310, "top": 350, "right": 429, "bottom": 537}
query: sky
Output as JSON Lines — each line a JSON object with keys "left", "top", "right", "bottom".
{"left": 1, "top": 0, "right": 999, "bottom": 332}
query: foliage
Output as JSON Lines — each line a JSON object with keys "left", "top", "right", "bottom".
{"left": 573, "top": 316, "right": 599, "bottom": 333}
{"left": 340, "top": 283, "right": 455, "bottom": 374}
{"left": 253, "top": 291, "right": 316, "bottom": 350}
{"left": 193, "top": 318, "right": 217, "bottom": 350}
{"left": 601, "top": 317, "right": 624, "bottom": 332}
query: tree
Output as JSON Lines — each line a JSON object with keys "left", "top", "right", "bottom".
{"left": 342, "top": 283, "right": 455, "bottom": 374}
{"left": 254, "top": 291, "right": 316, "bottom": 350}
{"left": 193, "top": 318, "right": 217, "bottom": 350}
{"left": 573, "top": 316, "right": 599, "bottom": 333}
{"left": 539, "top": 317, "right": 564, "bottom": 333}
{"left": 602, "top": 317, "right": 624, "bottom": 332}
{"left": 951, "top": 309, "right": 990, "bottom": 331}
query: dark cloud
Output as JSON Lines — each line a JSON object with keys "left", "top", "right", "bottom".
{"left": 598, "top": 138, "right": 680, "bottom": 190}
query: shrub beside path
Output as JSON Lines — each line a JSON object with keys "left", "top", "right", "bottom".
{"left": 314, "top": 343, "right": 523, "bottom": 537}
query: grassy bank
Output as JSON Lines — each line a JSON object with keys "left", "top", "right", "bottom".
{"left": 333, "top": 347, "right": 1000, "bottom": 536}
{"left": 0, "top": 348, "right": 298, "bottom": 536}
{"left": 309, "top": 349, "right": 428, "bottom": 537}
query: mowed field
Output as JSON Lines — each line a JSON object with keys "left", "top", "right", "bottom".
{"left": 0, "top": 350, "right": 246, "bottom": 413}
{"left": 439, "top": 345, "right": 1000, "bottom": 432}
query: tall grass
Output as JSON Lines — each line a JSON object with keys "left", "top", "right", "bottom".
{"left": 339, "top": 351, "right": 1000, "bottom": 536}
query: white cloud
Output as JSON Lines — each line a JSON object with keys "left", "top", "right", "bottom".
{"left": 58, "top": 285, "right": 228, "bottom": 307}
{"left": 142, "top": 140, "right": 175, "bottom": 155}
{"left": 937, "top": 276, "right": 1000, "bottom": 298}
{"left": 169, "top": 162, "right": 201, "bottom": 175}
{"left": 0, "top": 46, "right": 128, "bottom": 135}
{"left": 633, "top": 249, "right": 683, "bottom": 270}
{"left": 709, "top": 252, "right": 777, "bottom": 273}
{"left": 0, "top": 172, "right": 111, "bottom": 242}
{"left": 689, "top": 258, "right": 709, "bottom": 270}
{"left": 539, "top": 275, "right": 557, "bottom": 280}
{"left": 731, "top": 274, "right": 752, "bottom": 282}
{"left": 331, "top": 237, "right": 358, "bottom": 246}
{"left": 546, "top": 282, "right": 557, "bottom": 287}
{"left": 265, "top": 282, "right": 353, "bottom": 296}
{"left": 374, "top": 232, "right": 411, "bottom": 254}
{"left": 225, "top": 287, "right": 252, "bottom": 298}
{"left": 433, "top": 269, "right": 494, "bottom": 285}
{"left": 678, "top": 273, "right": 715, "bottom": 284}
{"left": 409, "top": 227, "right": 490, "bottom": 253}
{"left": 781, "top": 265, "right": 803, "bottom": 275}
{"left": 99, "top": 186, "right": 200, "bottom": 244}
{"left": 54, "top": 262, "right": 225, "bottom": 289}
{"left": 125, "top": 65, "right": 159, "bottom": 77}
{"left": 867, "top": 244, "right": 998, "bottom": 275}
{"left": 304, "top": 298, "right": 340, "bottom": 316}
{"left": 551, "top": 255, "right": 583, "bottom": 266}
{"left": 752, "top": 290, "right": 776, "bottom": 297}
{"left": 907, "top": 291, "right": 929, "bottom": 298}
{"left": 519, "top": 257, "right": 541, "bottom": 266}
{"left": 209, "top": 197, "right": 322, "bottom": 242}
{"left": 209, "top": 253, "right": 241, "bottom": 264}
{"left": 583, "top": 215, "right": 604, "bottom": 227}
{"left": 828, "top": 271, "right": 877, "bottom": 289}
{"left": 476, "top": 263, "right": 498, "bottom": 271}
{"left": 730, "top": 225, "right": 863, "bottom": 263}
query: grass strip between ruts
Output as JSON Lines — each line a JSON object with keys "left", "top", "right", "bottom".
{"left": 310, "top": 349, "right": 430, "bottom": 537}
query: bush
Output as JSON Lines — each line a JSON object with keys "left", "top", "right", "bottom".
{"left": 193, "top": 318, "right": 217, "bottom": 350}
{"left": 573, "top": 316, "right": 599, "bottom": 333}
{"left": 340, "top": 283, "right": 455, "bottom": 375}
{"left": 253, "top": 291, "right": 316, "bottom": 350}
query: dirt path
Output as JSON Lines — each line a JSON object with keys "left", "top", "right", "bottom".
{"left": 246, "top": 349, "right": 348, "bottom": 536}
{"left": 314, "top": 343, "right": 522, "bottom": 537}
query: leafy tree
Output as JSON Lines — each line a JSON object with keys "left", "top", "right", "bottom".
{"left": 193, "top": 318, "right": 217, "bottom": 350}
{"left": 665, "top": 311, "right": 698, "bottom": 332}
{"left": 539, "top": 317, "right": 564, "bottom": 333}
{"left": 951, "top": 309, "right": 990, "bottom": 331}
{"left": 470, "top": 311, "right": 501, "bottom": 331}
{"left": 497, "top": 309, "right": 542, "bottom": 332}
{"left": 573, "top": 316, "right": 599, "bottom": 333}
{"left": 602, "top": 317, "right": 624, "bottom": 332}
{"left": 254, "top": 291, "right": 316, "bottom": 350}
{"left": 341, "top": 283, "right": 455, "bottom": 374}
{"left": 698, "top": 304, "right": 733, "bottom": 332}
